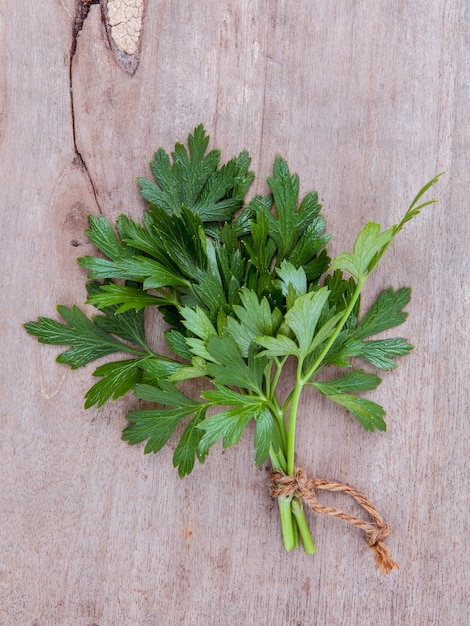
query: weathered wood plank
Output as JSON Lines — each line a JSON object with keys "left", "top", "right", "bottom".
{"left": 1, "top": 1, "right": 468, "bottom": 624}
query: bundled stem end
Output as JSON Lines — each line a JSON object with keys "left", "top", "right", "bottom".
{"left": 270, "top": 468, "right": 399, "bottom": 575}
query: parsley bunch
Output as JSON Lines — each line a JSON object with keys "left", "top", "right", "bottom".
{"left": 25, "top": 125, "right": 440, "bottom": 554}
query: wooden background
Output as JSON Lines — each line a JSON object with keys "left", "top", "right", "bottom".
{"left": 1, "top": 1, "right": 468, "bottom": 624}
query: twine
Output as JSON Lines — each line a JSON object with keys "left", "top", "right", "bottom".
{"left": 270, "top": 468, "right": 399, "bottom": 574}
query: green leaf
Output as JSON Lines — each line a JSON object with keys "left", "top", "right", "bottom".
{"left": 227, "top": 288, "right": 282, "bottom": 357}
{"left": 138, "top": 148, "right": 180, "bottom": 214}
{"left": 192, "top": 268, "right": 228, "bottom": 320}
{"left": 254, "top": 406, "right": 281, "bottom": 465}
{"left": 116, "top": 214, "right": 168, "bottom": 264}
{"left": 197, "top": 403, "right": 262, "bottom": 455}
{"left": 147, "top": 206, "right": 207, "bottom": 280}
{"left": 24, "top": 305, "right": 143, "bottom": 369}
{"left": 84, "top": 215, "right": 128, "bottom": 260}
{"left": 324, "top": 270, "right": 358, "bottom": 310}
{"left": 192, "top": 156, "right": 248, "bottom": 221}
{"left": 320, "top": 393, "right": 387, "bottom": 432}
{"left": 305, "top": 309, "right": 346, "bottom": 359}
{"left": 276, "top": 261, "right": 307, "bottom": 299}
{"left": 173, "top": 406, "right": 208, "bottom": 477}
{"left": 172, "top": 124, "right": 221, "bottom": 209}
{"left": 86, "top": 281, "right": 150, "bottom": 351}
{"left": 205, "top": 334, "right": 264, "bottom": 394}
{"left": 79, "top": 256, "right": 189, "bottom": 290}
{"left": 122, "top": 406, "right": 196, "bottom": 454}
{"left": 255, "top": 334, "right": 300, "bottom": 358}
{"left": 138, "top": 124, "right": 218, "bottom": 214}
{"left": 139, "top": 358, "right": 184, "bottom": 381}
{"left": 85, "top": 358, "right": 144, "bottom": 408}
{"left": 342, "top": 338, "right": 414, "bottom": 370}
{"left": 181, "top": 306, "right": 217, "bottom": 340}
{"left": 134, "top": 380, "right": 195, "bottom": 407}
{"left": 261, "top": 158, "right": 328, "bottom": 261}
{"left": 138, "top": 124, "right": 254, "bottom": 224}
{"left": 284, "top": 287, "right": 330, "bottom": 358}
{"left": 311, "top": 369, "right": 382, "bottom": 395}
{"left": 202, "top": 385, "right": 262, "bottom": 407}
{"left": 168, "top": 357, "right": 207, "bottom": 382}
{"left": 287, "top": 216, "right": 331, "bottom": 281}
{"left": 184, "top": 337, "right": 215, "bottom": 362}
{"left": 331, "top": 222, "right": 394, "bottom": 280}
{"left": 265, "top": 157, "right": 300, "bottom": 258}
{"left": 164, "top": 329, "right": 193, "bottom": 359}
{"left": 242, "top": 203, "right": 277, "bottom": 273}
{"left": 354, "top": 287, "right": 411, "bottom": 339}
{"left": 393, "top": 173, "right": 444, "bottom": 232}
{"left": 123, "top": 382, "right": 206, "bottom": 454}
{"left": 86, "top": 283, "right": 170, "bottom": 313}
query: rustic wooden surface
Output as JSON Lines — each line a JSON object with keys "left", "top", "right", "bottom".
{"left": 1, "top": 1, "right": 468, "bottom": 624}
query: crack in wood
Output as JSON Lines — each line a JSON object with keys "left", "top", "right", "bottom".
{"left": 67, "top": 0, "right": 144, "bottom": 217}
{"left": 69, "top": 0, "right": 103, "bottom": 214}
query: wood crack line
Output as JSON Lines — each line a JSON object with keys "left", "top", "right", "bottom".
{"left": 69, "top": 0, "right": 102, "bottom": 213}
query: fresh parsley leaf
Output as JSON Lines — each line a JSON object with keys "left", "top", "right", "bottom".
{"left": 85, "top": 281, "right": 150, "bottom": 351}
{"left": 85, "top": 358, "right": 145, "bottom": 408}
{"left": 205, "top": 334, "right": 265, "bottom": 394}
{"left": 122, "top": 406, "right": 197, "bottom": 454}
{"left": 354, "top": 287, "right": 411, "bottom": 339}
{"left": 255, "top": 334, "right": 300, "bottom": 358}
{"left": 254, "top": 406, "right": 281, "bottom": 465}
{"left": 227, "top": 288, "right": 282, "bottom": 357}
{"left": 197, "top": 403, "right": 263, "bottom": 456}
{"left": 180, "top": 306, "right": 217, "bottom": 340}
{"left": 276, "top": 261, "right": 308, "bottom": 300}
{"left": 164, "top": 329, "right": 193, "bottom": 359}
{"left": 139, "top": 358, "right": 186, "bottom": 382}
{"left": 311, "top": 369, "right": 382, "bottom": 395}
{"left": 284, "top": 287, "right": 330, "bottom": 358}
{"left": 331, "top": 222, "right": 395, "bottom": 280}
{"left": 173, "top": 406, "right": 208, "bottom": 477}
{"left": 79, "top": 256, "right": 190, "bottom": 290}
{"left": 122, "top": 382, "right": 206, "bottom": 454}
{"left": 86, "top": 283, "right": 171, "bottom": 313}
{"left": 319, "top": 393, "right": 387, "bottom": 432}
{"left": 148, "top": 206, "right": 207, "bottom": 280}
{"left": 341, "top": 337, "right": 414, "bottom": 370}
{"left": 24, "top": 304, "right": 144, "bottom": 369}
{"left": 202, "top": 385, "right": 262, "bottom": 407}
{"left": 138, "top": 123, "right": 254, "bottom": 222}
{"left": 84, "top": 215, "right": 130, "bottom": 260}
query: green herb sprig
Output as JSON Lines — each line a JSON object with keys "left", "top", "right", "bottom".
{"left": 25, "top": 125, "right": 441, "bottom": 558}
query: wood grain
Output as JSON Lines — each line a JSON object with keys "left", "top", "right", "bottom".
{"left": 1, "top": 1, "right": 468, "bottom": 624}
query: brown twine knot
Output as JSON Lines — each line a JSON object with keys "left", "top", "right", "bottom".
{"left": 270, "top": 468, "right": 399, "bottom": 575}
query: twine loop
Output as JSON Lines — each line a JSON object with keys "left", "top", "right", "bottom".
{"left": 270, "top": 468, "right": 399, "bottom": 574}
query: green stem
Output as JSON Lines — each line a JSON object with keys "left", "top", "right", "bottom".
{"left": 291, "top": 497, "right": 316, "bottom": 554}
{"left": 286, "top": 361, "right": 304, "bottom": 476}
{"left": 303, "top": 277, "right": 365, "bottom": 383}
{"left": 278, "top": 495, "right": 297, "bottom": 551}
{"left": 271, "top": 356, "right": 287, "bottom": 392}
{"left": 270, "top": 447, "right": 296, "bottom": 551}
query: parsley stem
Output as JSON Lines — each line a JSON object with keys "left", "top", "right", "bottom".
{"left": 271, "top": 357, "right": 287, "bottom": 394}
{"left": 269, "top": 402, "right": 288, "bottom": 451}
{"left": 292, "top": 498, "right": 316, "bottom": 554}
{"left": 302, "top": 277, "right": 365, "bottom": 384}
{"left": 270, "top": 447, "right": 296, "bottom": 551}
{"left": 286, "top": 361, "right": 304, "bottom": 476}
